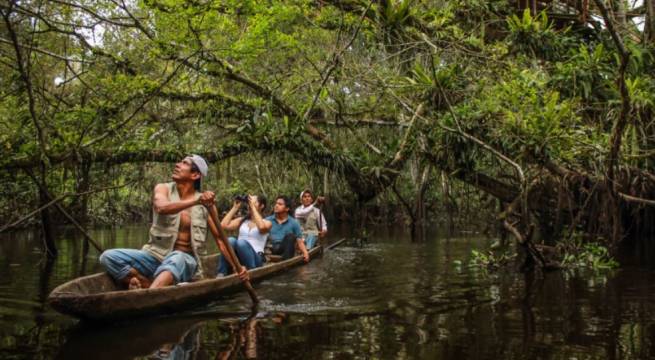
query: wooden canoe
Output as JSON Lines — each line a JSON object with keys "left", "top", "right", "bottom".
{"left": 48, "top": 245, "right": 324, "bottom": 322}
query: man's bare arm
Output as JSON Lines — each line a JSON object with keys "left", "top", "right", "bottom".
{"left": 294, "top": 204, "right": 315, "bottom": 217}
{"left": 296, "top": 238, "right": 309, "bottom": 263}
{"left": 221, "top": 201, "right": 243, "bottom": 231}
{"left": 295, "top": 196, "right": 325, "bottom": 217}
{"left": 248, "top": 195, "right": 272, "bottom": 234}
{"left": 152, "top": 184, "right": 214, "bottom": 215}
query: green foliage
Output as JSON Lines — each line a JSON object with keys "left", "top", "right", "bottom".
{"left": 626, "top": 77, "right": 655, "bottom": 114}
{"left": 507, "top": 10, "right": 567, "bottom": 59}
{"left": 1, "top": 0, "right": 654, "bottom": 258}
{"left": 468, "top": 248, "right": 514, "bottom": 272}
{"left": 551, "top": 43, "right": 615, "bottom": 102}
{"left": 376, "top": 0, "right": 414, "bottom": 38}
{"left": 625, "top": 40, "right": 655, "bottom": 75}
{"left": 407, "top": 60, "right": 464, "bottom": 110}
{"left": 455, "top": 67, "right": 586, "bottom": 163}
{"left": 560, "top": 241, "right": 619, "bottom": 271}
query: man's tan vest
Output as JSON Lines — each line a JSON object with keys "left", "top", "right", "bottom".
{"left": 298, "top": 207, "right": 320, "bottom": 236}
{"left": 142, "top": 182, "right": 208, "bottom": 278}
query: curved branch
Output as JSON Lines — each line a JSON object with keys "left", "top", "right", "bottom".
{"left": 2, "top": 4, "right": 49, "bottom": 158}
{"left": 593, "top": 0, "right": 631, "bottom": 183}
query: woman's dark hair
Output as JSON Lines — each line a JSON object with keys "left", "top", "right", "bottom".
{"left": 257, "top": 195, "right": 267, "bottom": 210}
{"left": 239, "top": 195, "right": 268, "bottom": 227}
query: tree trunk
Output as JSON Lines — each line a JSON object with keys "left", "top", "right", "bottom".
{"left": 613, "top": 0, "right": 627, "bottom": 28}
{"left": 414, "top": 165, "right": 431, "bottom": 228}
{"left": 71, "top": 161, "right": 91, "bottom": 226}
{"left": 323, "top": 168, "right": 329, "bottom": 198}
{"left": 646, "top": 0, "right": 655, "bottom": 46}
{"left": 80, "top": 232, "right": 90, "bottom": 276}
{"left": 440, "top": 172, "right": 455, "bottom": 235}
{"left": 37, "top": 168, "right": 57, "bottom": 256}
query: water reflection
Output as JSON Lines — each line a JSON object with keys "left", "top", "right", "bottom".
{"left": 57, "top": 316, "right": 204, "bottom": 360}
{"left": 217, "top": 313, "right": 262, "bottom": 360}
{"left": 1, "top": 225, "right": 655, "bottom": 358}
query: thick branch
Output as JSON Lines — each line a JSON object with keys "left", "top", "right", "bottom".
{"left": 2, "top": 5, "right": 49, "bottom": 157}
{"left": 619, "top": 192, "right": 655, "bottom": 206}
{"left": 593, "top": 0, "right": 631, "bottom": 182}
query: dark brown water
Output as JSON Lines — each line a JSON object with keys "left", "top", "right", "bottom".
{"left": 1, "top": 225, "right": 655, "bottom": 359}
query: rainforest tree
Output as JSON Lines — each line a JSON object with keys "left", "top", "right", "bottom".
{"left": 1, "top": 0, "right": 654, "bottom": 268}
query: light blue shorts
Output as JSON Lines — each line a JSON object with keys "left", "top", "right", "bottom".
{"left": 304, "top": 234, "right": 319, "bottom": 249}
{"left": 99, "top": 248, "right": 197, "bottom": 284}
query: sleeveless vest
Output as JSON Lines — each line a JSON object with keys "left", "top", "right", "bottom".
{"left": 298, "top": 207, "right": 320, "bottom": 236}
{"left": 142, "top": 182, "right": 208, "bottom": 278}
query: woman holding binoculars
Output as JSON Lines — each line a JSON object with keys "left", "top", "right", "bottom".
{"left": 215, "top": 195, "right": 272, "bottom": 277}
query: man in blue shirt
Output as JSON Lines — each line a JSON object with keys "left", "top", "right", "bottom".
{"left": 265, "top": 196, "right": 309, "bottom": 262}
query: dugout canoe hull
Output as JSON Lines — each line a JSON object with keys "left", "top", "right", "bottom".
{"left": 48, "top": 245, "right": 323, "bottom": 322}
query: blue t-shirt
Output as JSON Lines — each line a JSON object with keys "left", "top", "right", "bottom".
{"left": 265, "top": 215, "right": 303, "bottom": 244}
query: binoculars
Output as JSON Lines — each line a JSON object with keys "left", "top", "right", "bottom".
{"left": 234, "top": 194, "right": 249, "bottom": 202}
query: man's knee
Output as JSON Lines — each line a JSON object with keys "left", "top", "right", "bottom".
{"left": 166, "top": 251, "right": 188, "bottom": 267}
{"left": 99, "top": 249, "right": 117, "bottom": 266}
{"left": 157, "top": 260, "right": 183, "bottom": 283}
{"left": 161, "top": 252, "right": 197, "bottom": 282}
{"left": 98, "top": 251, "right": 108, "bottom": 265}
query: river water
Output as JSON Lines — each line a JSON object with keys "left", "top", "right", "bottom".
{"left": 1, "top": 225, "right": 654, "bottom": 359}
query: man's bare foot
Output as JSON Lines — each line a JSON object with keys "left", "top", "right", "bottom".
{"left": 128, "top": 277, "right": 142, "bottom": 290}
{"left": 124, "top": 268, "right": 152, "bottom": 290}
{"left": 137, "top": 274, "right": 152, "bottom": 288}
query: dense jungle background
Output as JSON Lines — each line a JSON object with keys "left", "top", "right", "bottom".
{"left": 1, "top": 0, "right": 654, "bottom": 268}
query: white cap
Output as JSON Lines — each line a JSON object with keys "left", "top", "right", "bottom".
{"left": 185, "top": 154, "right": 208, "bottom": 177}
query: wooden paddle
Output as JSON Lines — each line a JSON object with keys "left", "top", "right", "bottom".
{"left": 207, "top": 204, "right": 259, "bottom": 304}
{"left": 326, "top": 237, "right": 347, "bottom": 250}
{"left": 316, "top": 196, "right": 326, "bottom": 246}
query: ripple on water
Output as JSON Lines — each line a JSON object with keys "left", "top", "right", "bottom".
{"left": 2, "top": 228, "right": 655, "bottom": 360}
{"left": 263, "top": 297, "right": 374, "bottom": 315}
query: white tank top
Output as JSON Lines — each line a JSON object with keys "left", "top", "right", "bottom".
{"left": 237, "top": 219, "right": 268, "bottom": 253}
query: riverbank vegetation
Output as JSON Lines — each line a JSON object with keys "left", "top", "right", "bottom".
{"left": 1, "top": 0, "right": 654, "bottom": 269}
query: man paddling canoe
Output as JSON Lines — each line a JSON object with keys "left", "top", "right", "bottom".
{"left": 294, "top": 189, "right": 327, "bottom": 249}
{"left": 99, "top": 155, "right": 248, "bottom": 289}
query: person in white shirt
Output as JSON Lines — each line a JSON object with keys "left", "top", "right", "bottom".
{"left": 216, "top": 195, "right": 272, "bottom": 276}
{"left": 294, "top": 189, "right": 327, "bottom": 249}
